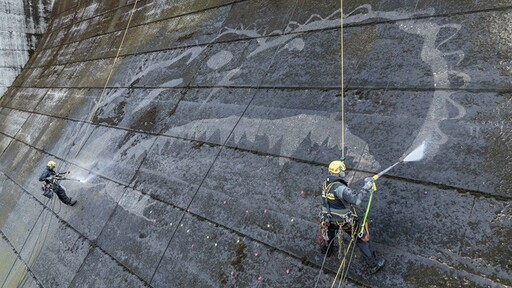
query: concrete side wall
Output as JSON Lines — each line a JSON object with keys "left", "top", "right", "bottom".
{"left": 0, "top": 0, "right": 53, "bottom": 96}
{"left": 0, "top": 1, "right": 511, "bottom": 287}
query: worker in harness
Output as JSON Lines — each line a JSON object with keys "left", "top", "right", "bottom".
{"left": 39, "top": 160, "right": 77, "bottom": 206}
{"left": 319, "top": 160, "right": 385, "bottom": 274}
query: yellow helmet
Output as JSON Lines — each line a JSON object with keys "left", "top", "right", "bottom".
{"left": 47, "top": 161, "right": 57, "bottom": 168}
{"left": 328, "top": 160, "right": 346, "bottom": 174}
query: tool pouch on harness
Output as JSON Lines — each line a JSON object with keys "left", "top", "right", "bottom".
{"left": 41, "top": 183, "right": 53, "bottom": 199}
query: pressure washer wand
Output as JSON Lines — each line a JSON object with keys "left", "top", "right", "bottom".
{"left": 359, "top": 158, "right": 411, "bottom": 237}
{"left": 371, "top": 141, "right": 426, "bottom": 181}
{"left": 56, "top": 177, "right": 81, "bottom": 182}
{"left": 376, "top": 161, "right": 401, "bottom": 178}
{"left": 358, "top": 142, "right": 426, "bottom": 237}
{"left": 359, "top": 166, "right": 396, "bottom": 238}
{"left": 362, "top": 159, "right": 403, "bottom": 192}
{"left": 55, "top": 171, "right": 81, "bottom": 182}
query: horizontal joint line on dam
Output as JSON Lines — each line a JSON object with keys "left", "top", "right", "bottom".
{"left": 52, "top": 0, "right": 248, "bottom": 31}
{"left": 30, "top": 25, "right": 337, "bottom": 70}
{"left": 346, "top": 86, "right": 512, "bottom": 94}
{"left": 42, "top": 0, "right": 251, "bottom": 52}
{"left": 350, "top": 166, "right": 512, "bottom": 202}
{"left": 11, "top": 84, "right": 510, "bottom": 94}
{"left": 37, "top": 3, "right": 512, "bottom": 60}
{"left": 0, "top": 112, "right": 508, "bottom": 203}
{"left": 344, "top": 5, "right": 512, "bottom": 28}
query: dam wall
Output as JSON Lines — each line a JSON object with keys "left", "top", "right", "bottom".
{"left": 0, "top": 0, "right": 53, "bottom": 96}
{"left": 0, "top": 1, "right": 510, "bottom": 287}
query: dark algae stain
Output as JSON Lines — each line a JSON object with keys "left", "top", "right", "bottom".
{"left": 231, "top": 242, "right": 247, "bottom": 272}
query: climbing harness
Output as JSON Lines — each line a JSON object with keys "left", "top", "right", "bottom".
{"left": 40, "top": 172, "right": 79, "bottom": 199}
{"left": 41, "top": 183, "right": 53, "bottom": 199}
{"left": 321, "top": 181, "right": 353, "bottom": 227}
{"left": 315, "top": 205, "right": 362, "bottom": 288}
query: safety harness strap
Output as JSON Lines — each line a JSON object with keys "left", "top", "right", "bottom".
{"left": 321, "top": 181, "right": 337, "bottom": 219}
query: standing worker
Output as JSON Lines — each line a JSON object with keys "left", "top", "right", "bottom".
{"left": 39, "top": 160, "right": 77, "bottom": 206}
{"left": 319, "top": 160, "right": 385, "bottom": 274}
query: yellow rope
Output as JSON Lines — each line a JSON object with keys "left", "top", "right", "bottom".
{"left": 340, "top": 0, "right": 345, "bottom": 158}
{"left": 75, "top": 0, "right": 139, "bottom": 157}
{"left": 329, "top": 4, "right": 352, "bottom": 286}
{"left": 16, "top": 195, "right": 56, "bottom": 287}
{"left": 338, "top": 224, "right": 356, "bottom": 288}
{"left": 330, "top": 221, "right": 356, "bottom": 288}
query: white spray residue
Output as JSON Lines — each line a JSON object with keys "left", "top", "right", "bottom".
{"left": 85, "top": 4, "right": 469, "bottom": 175}
{"left": 398, "top": 21, "right": 468, "bottom": 160}
{"left": 166, "top": 113, "right": 377, "bottom": 165}
{"left": 342, "top": 4, "right": 469, "bottom": 161}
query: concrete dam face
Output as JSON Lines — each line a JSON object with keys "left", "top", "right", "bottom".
{"left": 0, "top": 1, "right": 511, "bottom": 287}
{"left": 0, "top": 0, "right": 53, "bottom": 96}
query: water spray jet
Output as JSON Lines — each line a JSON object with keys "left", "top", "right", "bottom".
{"left": 371, "top": 141, "right": 426, "bottom": 182}
{"left": 359, "top": 141, "right": 426, "bottom": 238}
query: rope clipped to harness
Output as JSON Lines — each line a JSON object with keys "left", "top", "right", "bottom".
{"left": 330, "top": 217, "right": 357, "bottom": 288}
{"left": 316, "top": 209, "right": 370, "bottom": 288}
{"left": 42, "top": 183, "right": 53, "bottom": 199}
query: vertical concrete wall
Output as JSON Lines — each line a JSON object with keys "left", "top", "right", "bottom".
{"left": 0, "top": 0, "right": 511, "bottom": 287}
{"left": 0, "top": 0, "right": 53, "bottom": 96}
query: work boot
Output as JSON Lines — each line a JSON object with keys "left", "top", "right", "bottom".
{"left": 67, "top": 198, "right": 77, "bottom": 206}
{"left": 368, "top": 258, "right": 385, "bottom": 274}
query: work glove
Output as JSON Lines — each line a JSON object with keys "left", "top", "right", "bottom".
{"left": 369, "top": 182, "right": 377, "bottom": 193}
{"left": 366, "top": 182, "right": 377, "bottom": 193}
{"left": 363, "top": 177, "right": 374, "bottom": 191}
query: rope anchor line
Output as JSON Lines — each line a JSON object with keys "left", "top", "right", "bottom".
{"left": 74, "top": 0, "right": 140, "bottom": 158}
{"left": 340, "top": 0, "right": 345, "bottom": 159}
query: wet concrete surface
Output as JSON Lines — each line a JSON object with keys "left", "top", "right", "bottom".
{"left": 0, "top": 0, "right": 511, "bottom": 287}
{"left": 0, "top": 0, "right": 53, "bottom": 96}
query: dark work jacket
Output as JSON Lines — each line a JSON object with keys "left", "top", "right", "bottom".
{"left": 39, "top": 166, "right": 57, "bottom": 184}
{"left": 321, "top": 175, "right": 363, "bottom": 221}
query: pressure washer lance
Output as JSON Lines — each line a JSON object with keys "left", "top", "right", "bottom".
{"left": 358, "top": 161, "right": 413, "bottom": 238}
{"left": 360, "top": 160, "right": 400, "bottom": 193}
{"left": 54, "top": 170, "right": 81, "bottom": 182}
{"left": 358, "top": 142, "right": 426, "bottom": 238}
{"left": 55, "top": 176, "right": 81, "bottom": 182}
